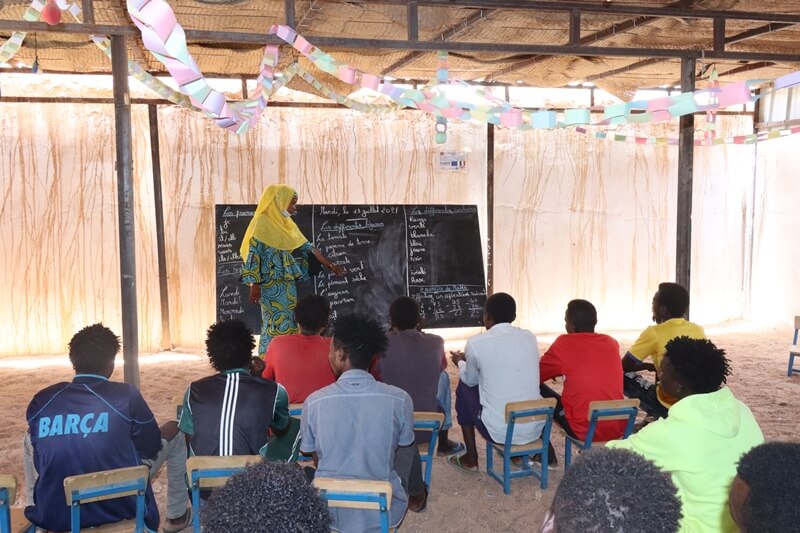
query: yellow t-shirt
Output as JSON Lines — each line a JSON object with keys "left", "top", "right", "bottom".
{"left": 629, "top": 318, "right": 706, "bottom": 407}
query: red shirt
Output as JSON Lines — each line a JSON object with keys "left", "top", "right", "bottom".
{"left": 263, "top": 334, "right": 336, "bottom": 404}
{"left": 540, "top": 332, "right": 625, "bottom": 441}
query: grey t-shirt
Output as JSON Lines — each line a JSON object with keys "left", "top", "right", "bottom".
{"left": 301, "top": 369, "right": 414, "bottom": 532}
{"left": 379, "top": 329, "right": 444, "bottom": 414}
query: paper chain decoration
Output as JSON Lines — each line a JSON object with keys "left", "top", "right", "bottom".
{"left": 5, "top": 0, "right": 800, "bottom": 143}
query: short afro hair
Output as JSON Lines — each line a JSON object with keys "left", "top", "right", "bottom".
{"left": 332, "top": 314, "right": 388, "bottom": 370}
{"left": 389, "top": 296, "right": 421, "bottom": 330}
{"left": 663, "top": 336, "right": 731, "bottom": 394}
{"left": 657, "top": 282, "right": 690, "bottom": 318}
{"left": 295, "top": 295, "right": 330, "bottom": 331}
{"left": 485, "top": 292, "right": 516, "bottom": 324}
{"left": 553, "top": 448, "right": 682, "bottom": 533}
{"left": 201, "top": 460, "right": 331, "bottom": 532}
{"left": 735, "top": 442, "right": 800, "bottom": 533}
{"left": 68, "top": 324, "right": 120, "bottom": 375}
{"left": 567, "top": 299, "right": 597, "bottom": 333}
{"left": 205, "top": 319, "right": 255, "bottom": 372}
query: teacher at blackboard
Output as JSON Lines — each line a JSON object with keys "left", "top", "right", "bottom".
{"left": 240, "top": 184, "right": 345, "bottom": 356}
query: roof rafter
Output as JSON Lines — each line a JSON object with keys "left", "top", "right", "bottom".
{"left": 585, "top": 19, "right": 795, "bottom": 84}
{"left": 487, "top": 0, "right": 702, "bottom": 80}
{"left": 380, "top": 8, "right": 496, "bottom": 76}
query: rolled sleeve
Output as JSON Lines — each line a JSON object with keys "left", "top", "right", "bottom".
{"left": 628, "top": 327, "right": 658, "bottom": 362}
{"left": 458, "top": 341, "right": 480, "bottom": 387}
{"left": 299, "top": 400, "right": 316, "bottom": 454}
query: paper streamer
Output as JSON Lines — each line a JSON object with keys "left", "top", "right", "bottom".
{"left": 1, "top": 2, "right": 799, "bottom": 141}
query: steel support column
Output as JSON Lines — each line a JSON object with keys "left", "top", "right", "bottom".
{"left": 486, "top": 122, "right": 494, "bottom": 295}
{"left": 676, "top": 56, "right": 695, "bottom": 308}
{"left": 112, "top": 35, "right": 140, "bottom": 387}
{"left": 148, "top": 105, "right": 171, "bottom": 351}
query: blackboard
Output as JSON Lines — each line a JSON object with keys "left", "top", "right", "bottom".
{"left": 215, "top": 204, "right": 487, "bottom": 332}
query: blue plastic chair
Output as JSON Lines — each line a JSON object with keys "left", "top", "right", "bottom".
{"left": 63, "top": 465, "right": 149, "bottom": 533}
{"left": 186, "top": 455, "right": 262, "bottom": 532}
{"left": 413, "top": 412, "right": 444, "bottom": 490}
{"left": 314, "top": 477, "right": 393, "bottom": 533}
{"left": 789, "top": 316, "right": 800, "bottom": 376}
{"left": 564, "top": 399, "right": 640, "bottom": 470}
{"left": 0, "top": 475, "right": 16, "bottom": 533}
{"left": 486, "top": 398, "right": 557, "bottom": 495}
{"left": 289, "top": 404, "right": 313, "bottom": 463}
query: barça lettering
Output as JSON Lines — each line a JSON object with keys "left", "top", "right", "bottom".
{"left": 38, "top": 412, "right": 109, "bottom": 438}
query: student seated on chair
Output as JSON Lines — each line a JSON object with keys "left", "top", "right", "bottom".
{"left": 300, "top": 314, "right": 427, "bottom": 532}
{"left": 23, "top": 324, "right": 191, "bottom": 533}
{"left": 539, "top": 299, "right": 626, "bottom": 442}
{"left": 262, "top": 295, "right": 336, "bottom": 404}
{"left": 179, "top": 320, "right": 291, "bottom": 458}
{"left": 379, "top": 296, "right": 464, "bottom": 457}
{"left": 449, "top": 292, "right": 544, "bottom": 472}
{"left": 622, "top": 282, "right": 705, "bottom": 419}
{"left": 201, "top": 460, "right": 331, "bottom": 532}
{"left": 729, "top": 441, "right": 800, "bottom": 533}
{"left": 539, "top": 447, "right": 682, "bottom": 533}
{"left": 608, "top": 337, "right": 763, "bottom": 533}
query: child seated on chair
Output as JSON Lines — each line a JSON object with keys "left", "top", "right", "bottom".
{"left": 608, "top": 337, "right": 763, "bottom": 532}
{"left": 23, "top": 324, "right": 191, "bottom": 533}
{"left": 300, "top": 314, "right": 427, "bottom": 532}
{"left": 539, "top": 299, "right": 626, "bottom": 443}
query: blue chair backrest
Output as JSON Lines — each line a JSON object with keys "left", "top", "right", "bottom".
{"left": 63, "top": 466, "right": 149, "bottom": 533}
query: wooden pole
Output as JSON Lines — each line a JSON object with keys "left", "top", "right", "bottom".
{"left": 112, "top": 35, "right": 140, "bottom": 387}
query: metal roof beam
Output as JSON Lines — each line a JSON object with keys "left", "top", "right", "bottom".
{"left": 361, "top": 0, "right": 800, "bottom": 24}
{"left": 1, "top": 22, "right": 799, "bottom": 63}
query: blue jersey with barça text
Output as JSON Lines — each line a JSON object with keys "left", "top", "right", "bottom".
{"left": 25, "top": 375, "right": 161, "bottom": 531}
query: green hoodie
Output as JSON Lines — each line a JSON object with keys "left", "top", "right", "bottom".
{"left": 607, "top": 387, "right": 763, "bottom": 532}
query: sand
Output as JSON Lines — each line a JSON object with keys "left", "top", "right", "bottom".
{"left": 1, "top": 325, "right": 797, "bottom": 531}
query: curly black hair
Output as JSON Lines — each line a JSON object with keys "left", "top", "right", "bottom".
{"left": 553, "top": 448, "right": 682, "bottom": 533}
{"left": 657, "top": 282, "right": 690, "bottom": 318}
{"left": 735, "top": 442, "right": 800, "bottom": 533}
{"left": 201, "top": 460, "right": 331, "bottom": 532}
{"left": 332, "top": 313, "right": 388, "bottom": 370}
{"left": 566, "top": 299, "right": 597, "bottom": 333}
{"left": 295, "top": 295, "right": 330, "bottom": 332}
{"left": 389, "top": 296, "right": 421, "bottom": 330}
{"left": 663, "top": 336, "right": 731, "bottom": 394}
{"left": 205, "top": 319, "right": 255, "bottom": 372}
{"left": 485, "top": 292, "right": 516, "bottom": 324}
{"left": 68, "top": 323, "right": 120, "bottom": 374}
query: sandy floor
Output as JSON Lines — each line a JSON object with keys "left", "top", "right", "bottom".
{"left": 1, "top": 324, "right": 797, "bottom": 531}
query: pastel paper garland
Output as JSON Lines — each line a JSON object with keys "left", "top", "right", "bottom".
{"left": 2, "top": 0, "right": 800, "bottom": 144}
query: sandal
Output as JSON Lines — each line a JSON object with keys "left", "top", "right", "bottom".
{"left": 447, "top": 454, "right": 479, "bottom": 474}
{"left": 436, "top": 441, "right": 466, "bottom": 457}
{"left": 162, "top": 507, "right": 192, "bottom": 533}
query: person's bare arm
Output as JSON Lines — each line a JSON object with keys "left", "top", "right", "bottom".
{"left": 622, "top": 352, "right": 656, "bottom": 373}
{"left": 311, "top": 247, "right": 346, "bottom": 276}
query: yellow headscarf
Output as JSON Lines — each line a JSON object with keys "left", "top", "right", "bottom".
{"left": 240, "top": 184, "right": 307, "bottom": 259}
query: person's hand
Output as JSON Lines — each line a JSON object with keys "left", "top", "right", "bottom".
{"left": 643, "top": 362, "right": 657, "bottom": 373}
{"left": 249, "top": 356, "right": 266, "bottom": 377}
{"left": 450, "top": 350, "right": 466, "bottom": 366}
{"left": 329, "top": 264, "right": 346, "bottom": 276}
{"left": 249, "top": 284, "right": 260, "bottom": 304}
